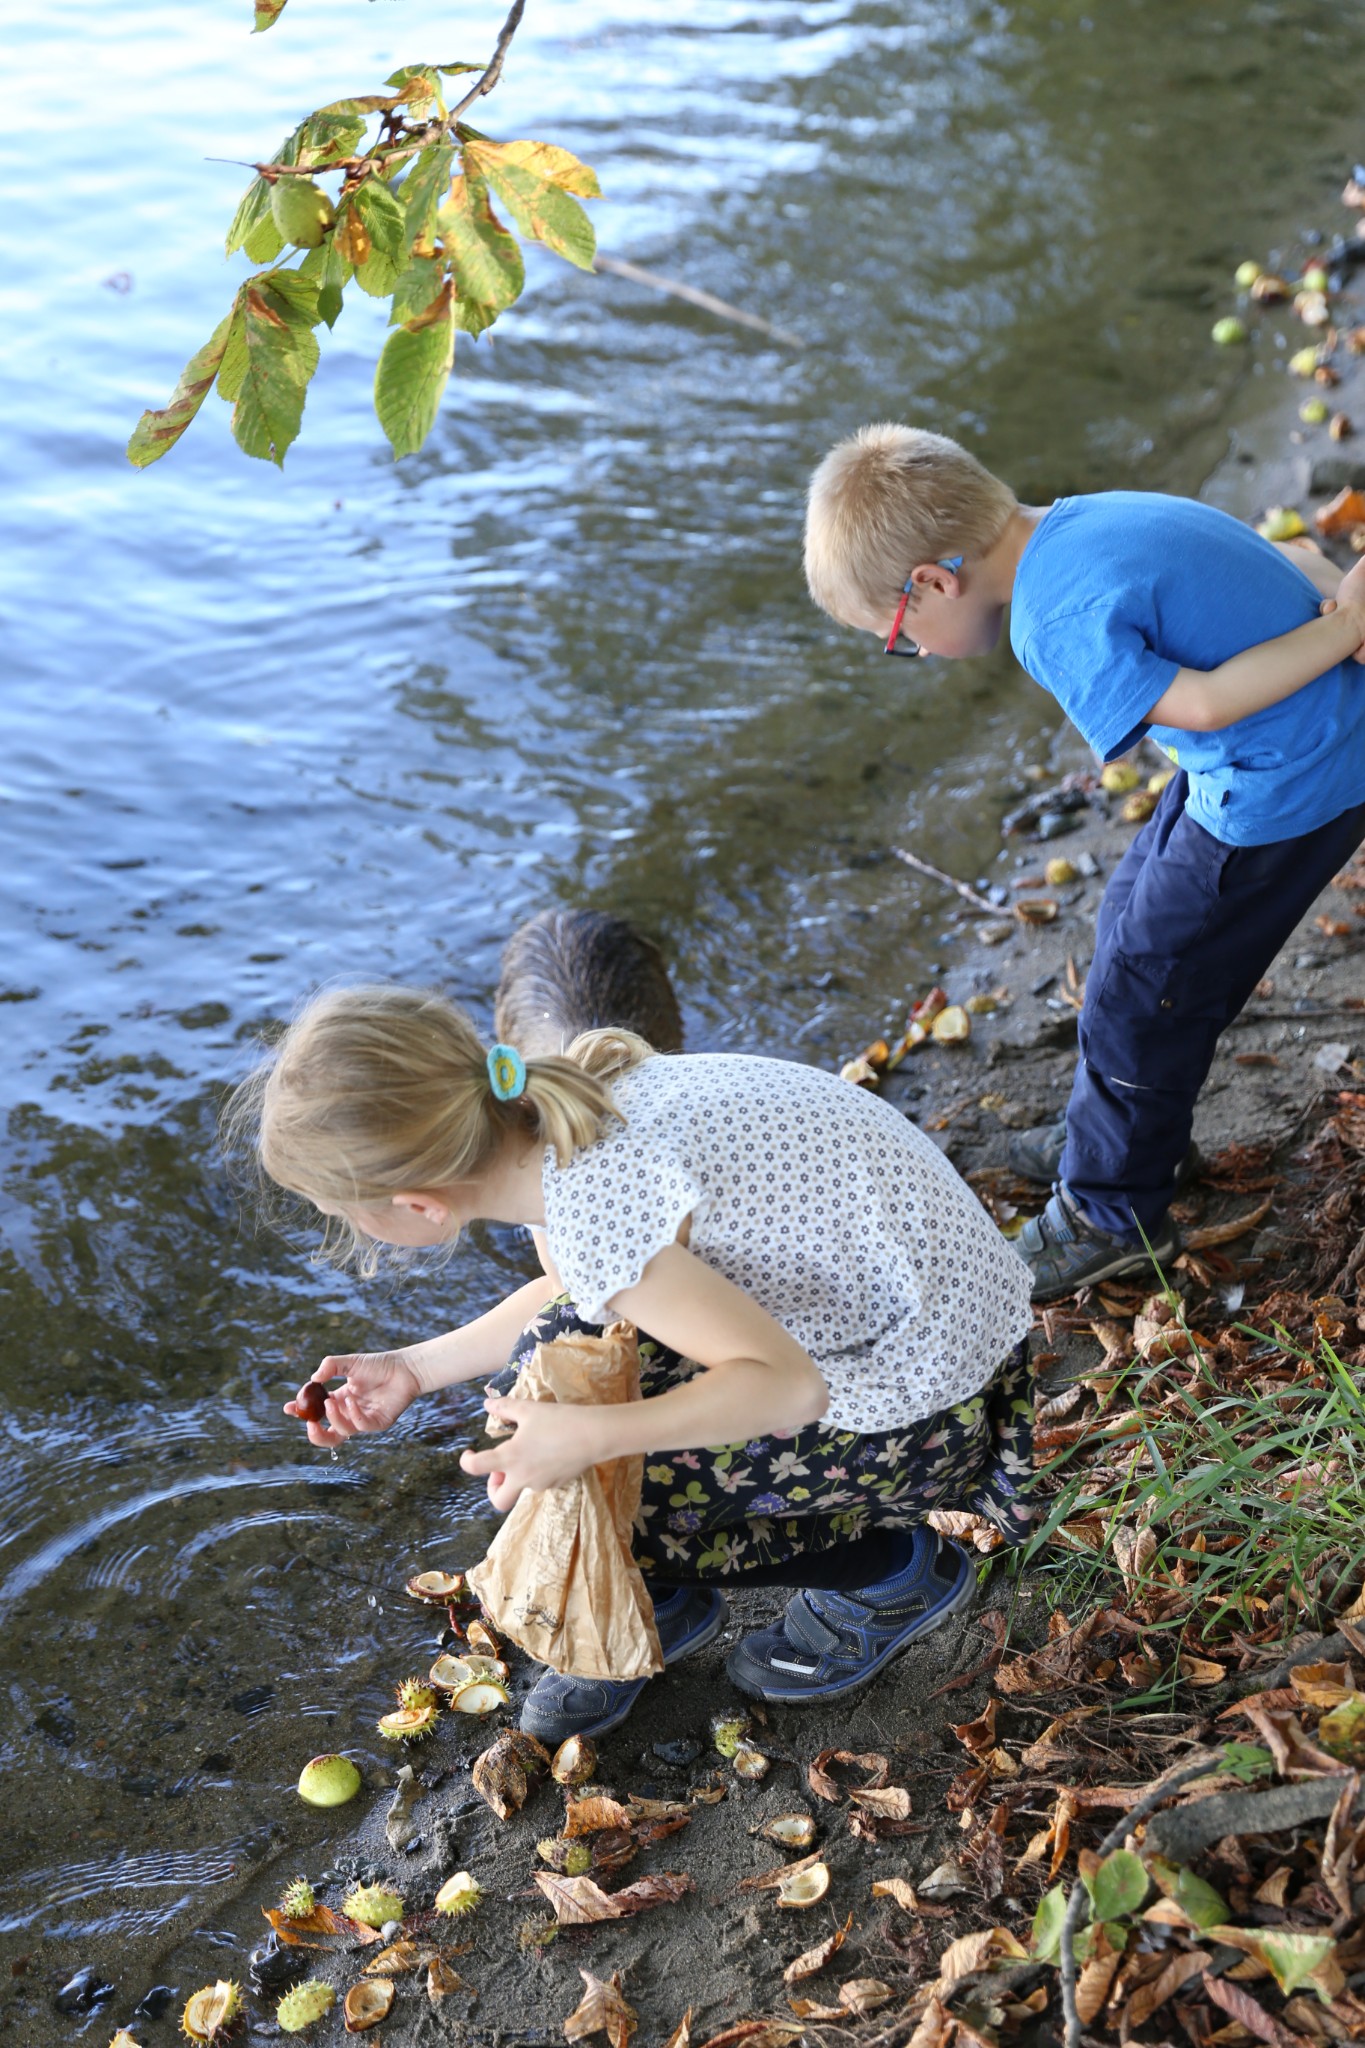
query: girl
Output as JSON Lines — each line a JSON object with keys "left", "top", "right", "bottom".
{"left": 228, "top": 983, "right": 1033, "bottom": 1742}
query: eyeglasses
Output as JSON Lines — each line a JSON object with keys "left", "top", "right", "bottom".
{"left": 884, "top": 555, "right": 964, "bottom": 658}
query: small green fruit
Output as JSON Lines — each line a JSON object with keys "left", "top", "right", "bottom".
{"left": 1256, "top": 506, "right": 1307, "bottom": 541}
{"left": 343, "top": 1883, "right": 405, "bottom": 1929}
{"left": 1234, "top": 260, "right": 1262, "bottom": 289}
{"left": 1211, "top": 316, "right": 1248, "bottom": 346}
{"left": 1302, "top": 264, "right": 1330, "bottom": 293}
{"left": 278, "top": 1877, "right": 315, "bottom": 1919}
{"left": 296, "top": 1752, "right": 361, "bottom": 1807}
{"left": 1300, "top": 397, "right": 1330, "bottom": 425}
{"left": 276, "top": 1981, "right": 336, "bottom": 2033}
{"left": 1100, "top": 762, "right": 1141, "bottom": 795}
{"left": 1289, "top": 346, "right": 1322, "bottom": 377}
{"left": 269, "top": 178, "right": 335, "bottom": 249}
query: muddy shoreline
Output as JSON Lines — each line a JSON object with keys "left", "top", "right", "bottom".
{"left": 16, "top": 229, "right": 1365, "bottom": 2048}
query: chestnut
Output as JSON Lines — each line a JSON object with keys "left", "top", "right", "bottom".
{"left": 295, "top": 1381, "right": 330, "bottom": 1425}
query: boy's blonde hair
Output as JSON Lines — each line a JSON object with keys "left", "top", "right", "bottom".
{"left": 222, "top": 983, "right": 651, "bottom": 1274}
{"left": 804, "top": 423, "right": 1018, "bottom": 628}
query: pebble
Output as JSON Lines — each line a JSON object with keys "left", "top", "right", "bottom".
{"left": 650, "top": 1737, "right": 703, "bottom": 1768}
{"left": 1036, "top": 810, "right": 1082, "bottom": 839}
{"left": 54, "top": 1969, "right": 115, "bottom": 2015}
{"left": 132, "top": 1986, "right": 176, "bottom": 2020}
{"left": 249, "top": 1936, "right": 308, "bottom": 1997}
{"left": 380, "top": 1920, "right": 402, "bottom": 1942}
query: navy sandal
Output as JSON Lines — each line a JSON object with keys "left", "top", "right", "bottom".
{"left": 519, "top": 1585, "right": 728, "bottom": 1742}
{"left": 725, "top": 1529, "right": 974, "bottom": 1704}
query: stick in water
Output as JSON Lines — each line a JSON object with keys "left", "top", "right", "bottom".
{"left": 892, "top": 846, "right": 1001, "bottom": 916}
{"left": 592, "top": 254, "right": 804, "bottom": 349}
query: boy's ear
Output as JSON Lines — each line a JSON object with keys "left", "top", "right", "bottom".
{"left": 910, "top": 560, "right": 962, "bottom": 597}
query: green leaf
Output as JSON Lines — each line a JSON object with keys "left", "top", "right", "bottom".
{"left": 401, "top": 143, "right": 454, "bottom": 250}
{"left": 297, "top": 110, "right": 365, "bottom": 169}
{"left": 253, "top": 0, "right": 288, "bottom": 29}
{"left": 352, "top": 180, "right": 408, "bottom": 297}
{"left": 438, "top": 174, "right": 524, "bottom": 330}
{"left": 1084, "top": 1849, "right": 1148, "bottom": 1923}
{"left": 227, "top": 114, "right": 356, "bottom": 263}
{"left": 390, "top": 256, "right": 447, "bottom": 328}
{"left": 216, "top": 300, "right": 249, "bottom": 401}
{"left": 1319, "top": 1695, "right": 1365, "bottom": 1764}
{"left": 383, "top": 65, "right": 442, "bottom": 110}
{"left": 127, "top": 301, "right": 243, "bottom": 467}
{"left": 231, "top": 273, "right": 321, "bottom": 465}
{"left": 1031, "top": 1885, "right": 1067, "bottom": 1963}
{"left": 374, "top": 293, "right": 455, "bottom": 457}
{"left": 1219, "top": 1742, "right": 1276, "bottom": 1783}
{"left": 317, "top": 281, "right": 344, "bottom": 329}
{"left": 461, "top": 141, "right": 596, "bottom": 270}
{"left": 1172, "top": 1866, "right": 1228, "bottom": 1930}
{"left": 1257, "top": 1931, "right": 1338, "bottom": 2004}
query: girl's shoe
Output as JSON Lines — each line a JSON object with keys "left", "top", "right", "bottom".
{"left": 519, "top": 1585, "right": 729, "bottom": 1742}
{"left": 724, "top": 1529, "right": 974, "bottom": 1703}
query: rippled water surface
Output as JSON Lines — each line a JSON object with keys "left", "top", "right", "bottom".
{"left": 4, "top": 0, "right": 1365, "bottom": 2020}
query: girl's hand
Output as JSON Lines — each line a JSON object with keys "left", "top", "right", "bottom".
{"left": 284, "top": 1351, "right": 422, "bottom": 1449}
{"left": 1320, "top": 554, "right": 1365, "bottom": 661}
{"left": 459, "top": 1398, "right": 611, "bottom": 1513}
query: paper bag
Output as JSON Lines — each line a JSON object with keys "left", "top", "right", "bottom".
{"left": 466, "top": 1322, "right": 664, "bottom": 1680}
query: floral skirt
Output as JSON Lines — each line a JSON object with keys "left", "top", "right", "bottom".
{"left": 490, "top": 1298, "right": 1034, "bottom": 1583}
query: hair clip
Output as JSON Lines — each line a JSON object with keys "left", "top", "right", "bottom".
{"left": 486, "top": 1043, "right": 527, "bottom": 1101}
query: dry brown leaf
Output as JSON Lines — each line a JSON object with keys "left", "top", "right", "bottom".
{"left": 610, "top": 1874, "right": 695, "bottom": 1915}
{"left": 1113, "top": 1523, "right": 1159, "bottom": 1592}
{"left": 926, "top": 1509, "right": 1002, "bottom": 1554}
{"left": 783, "top": 1912, "right": 853, "bottom": 1983}
{"left": 535, "top": 1873, "right": 627, "bottom": 1924}
{"left": 427, "top": 1957, "right": 462, "bottom": 2005}
{"left": 1122, "top": 1951, "right": 1209, "bottom": 2030}
{"left": 935, "top": 1927, "right": 1028, "bottom": 1990}
{"left": 1252, "top": 1868, "right": 1293, "bottom": 1909}
{"left": 626, "top": 1795, "right": 692, "bottom": 1822}
{"left": 660, "top": 2010, "right": 692, "bottom": 2048}
{"left": 1019, "top": 1705, "right": 1104, "bottom": 1769}
{"left": 872, "top": 1878, "right": 921, "bottom": 1910}
{"left": 807, "top": 1750, "right": 889, "bottom": 1801}
{"left": 1289, "top": 1661, "right": 1354, "bottom": 1711}
{"left": 564, "top": 1795, "right": 634, "bottom": 1837}
{"left": 839, "top": 1980, "right": 895, "bottom": 2016}
{"left": 262, "top": 1901, "right": 373, "bottom": 1947}
{"left": 1184, "top": 1196, "right": 1274, "bottom": 1250}
{"left": 1202, "top": 1969, "right": 1304, "bottom": 2047}
{"left": 849, "top": 1786, "right": 912, "bottom": 1820}
{"left": 906, "top": 1996, "right": 955, "bottom": 2048}
{"left": 950, "top": 1700, "right": 998, "bottom": 1756}
{"left": 695, "top": 2026, "right": 804, "bottom": 2048}
{"left": 1076, "top": 1952, "right": 1122, "bottom": 2026}
{"left": 564, "top": 1969, "right": 637, "bottom": 2048}
{"left": 1180, "top": 1653, "right": 1229, "bottom": 1686}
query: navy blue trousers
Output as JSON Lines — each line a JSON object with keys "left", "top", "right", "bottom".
{"left": 1060, "top": 770, "right": 1365, "bottom": 1240}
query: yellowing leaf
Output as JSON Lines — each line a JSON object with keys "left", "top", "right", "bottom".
{"left": 438, "top": 175, "right": 526, "bottom": 333}
{"left": 783, "top": 1913, "right": 853, "bottom": 1983}
{"left": 462, "top": 140, "right": 596, "bottom": 270}
{"left": 1288, "top": 1661, "right": 1353, "bottom": 1711}
{"left": 564, "top": 1969, "right": 637, "bottom": 2048}
{"left": 128, "top": 301, "right": 243, "bottom": 467}
{"left": 488, "top": 139, "right": 602, "bottom": 197}
{"left": 232, "top": 272, "right": 321, "bottom": 466}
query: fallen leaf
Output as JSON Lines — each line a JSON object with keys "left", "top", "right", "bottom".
{"left": 1202, "top": 1967, "right": 1307, "bottom": 2047}
{"left": 849, "top": 1786, "right": 912, "bottom": 1820}
{"left": 951, "top": 1700, "right": 998, "bottom": 1756}
{"left": 1184, "top": 1196, "right": 1274, "bottom": 1250}
{"left": 1179, "top": 1653, "right": 1229, "bottom": 1686}
{"left": 1288, "top": 1661, "right": 1354, "bottom": 1711}
{"left": 935, "top": 1927, "right": 1029, "bottom": 1990}
{"left": 1076, "top": 1951, "right": 1122, "bottom": 2026}
{"left": 906, "top": 1995, "right": 954, "bottom": 2048}
{"left": 427, "top": 1957, "right": 462, "bottom": 2005}
{"left": 661, "top": 2010, "right": 692, "bottom": 2048}
{"left": 739, "top": 1850, "right": 826, "bottom": 1894}
{"left": 783, "top": 1912, "right": 853, "bottom": 1983}
{"left": 610, "top": 1873, "right": 695, "bottom": 1915}
{"left": 564, "top": 1796, "right": 634, "bottom": 1837}
{"left": 1122, "top": 1951, "right": 1209, "bottom": 2030}
{"left": 807, "top": 1750, "right": 889, "bottom": 1801}
{"left": 534, "top": 1873, "right": 626, "bottom": 1924}
{"left": 564, "top": 1969, "right": 637, "bottom": 2048}
{"left": 839, "top": 1980, "right": 896, "bottom": 2017}
{"left": 695, "top": 2026, "right": 804, "bottom": 2048}
{"left": 1315, "top": 486, "right": 1365, "bottom": 537}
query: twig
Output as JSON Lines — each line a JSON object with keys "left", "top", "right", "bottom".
{"left": 1059, "top": 1752, "right": 1217, "bottom": 2048}
{"left": 591, "top": 254, "right": 804, "bottom": 348}
{"left": 891, "top": 846, "right": 1002, "bottom": 917}
{"left": 449, "top": 0, "right": 527, "bottom": 122}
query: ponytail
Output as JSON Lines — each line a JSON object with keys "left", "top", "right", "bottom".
{"left": 222, "top": 984, "right": 653, "bottom": 1271}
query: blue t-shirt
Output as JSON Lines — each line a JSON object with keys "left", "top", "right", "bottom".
{"left": 1009, "top": 491, "right": 1365, "bottom": 846}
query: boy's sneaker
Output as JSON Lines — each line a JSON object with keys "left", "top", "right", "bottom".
{"left": 519, "top": 1585, "right": 728, "bottom": 1743}
{"left": 1017, "top": 1187, "right": 1179, "bottom": 1300}
{"left": 724, "top": 1529, "right": 973, "bottom": 1704}
{"left": 1006, "top": 1118, "right": 1202, "bottom": 1189}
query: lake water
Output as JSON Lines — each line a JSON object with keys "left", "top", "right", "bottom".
{"left": 2, "top": 0, "right": 1363, "bottom": 2020}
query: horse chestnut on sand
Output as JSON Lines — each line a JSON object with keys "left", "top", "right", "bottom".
{"left": 294, "top": 1382, "right": 329, "bottom": 1424}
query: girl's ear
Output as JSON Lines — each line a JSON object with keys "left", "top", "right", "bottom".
{"left": 391, "top": 1189, "right": 453, "bottom": 1228}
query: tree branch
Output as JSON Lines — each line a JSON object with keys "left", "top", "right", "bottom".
{"left": 449, "top": 0, "right": 527, "bottom": 123}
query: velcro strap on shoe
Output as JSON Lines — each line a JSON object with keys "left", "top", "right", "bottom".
{"left": 783, "top": 1593, "right": 849, "bottom": 1658}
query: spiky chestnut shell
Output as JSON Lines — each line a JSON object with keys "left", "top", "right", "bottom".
{"left": 517, "top": 1914, "right": 559, "bottom": 1950}
{"left": 278, "top": 1877, "right": 316, "bottom": 1919}
{"left": 181, "top": 1979, "right": 244, "bottom": 2042}
{"left": 343, "top": 1883, "right": 405, "bottom": 1930}
{"left": 433, "top": 1871, "right": 482, "bottom": 1917}
{"left": 377, "top": 1702, "right": 440, "bottom": 1741}
{"left": 276, "top": 1981, "right": 336, "bottom": 2032}
{"left": 395, "top": 1676, "right": 438, "bottom": 1713}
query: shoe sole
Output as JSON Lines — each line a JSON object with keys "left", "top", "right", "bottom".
{"left": 1028, "top": 1231, "right": 1180, "bottom": 1302}
{"left": 725, "top": 1563, "right": 976, "bottom": 1705}
{"left": 519, "top": 1593, "right": 729, "bottom": 1742}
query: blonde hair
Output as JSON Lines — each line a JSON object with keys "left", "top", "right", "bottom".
{"left": 804, "top": 423, "right": 1018, "bottom": 628}
{"left": 222, "top": 982, "right": 653, "bottom": 1273}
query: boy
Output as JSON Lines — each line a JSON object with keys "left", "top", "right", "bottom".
{"left": 804, "top": 424, "right": 1365, "bottom": 1298}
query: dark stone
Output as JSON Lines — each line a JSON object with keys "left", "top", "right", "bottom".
{"left": 1309, "top": 454, "right": 1365, "bottom": 494}
{"left": 132, "top": 1985, "right": 176, "bottom": 2020}
{"left": 1035, "top": 810, "right": 1081, "bottom": 840}
{"left": 229, "top": 1684, "right": 276, "bottom": 1717}
{"left": 54, "top": 1969, "right": 116, "bottom": 2015}
{"left": 35, "top": 1706, "right": 77, "bottom": 1749}
{"left": 650, "top": 1738, "right": 702, "bottom": 1768}
{"left": 249, "top": 1936, "right": 308, "bottom": 1998}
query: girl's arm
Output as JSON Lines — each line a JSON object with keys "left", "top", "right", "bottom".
{"left": 1272, "top": 536, "right": 1342, "bottom": 601}
{"left": 460, "top": 1244, "right": 829, "bottom": 1509}
{"left": 288, "top": 1272, "right": 561, "bottom": 1447}
{"left": 1146, "top": 552, "right": 1365, "bottom": 732}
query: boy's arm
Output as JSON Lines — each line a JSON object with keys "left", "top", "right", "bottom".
{"left": 1147, "top": 553, "right": 1365, "bottom": 732}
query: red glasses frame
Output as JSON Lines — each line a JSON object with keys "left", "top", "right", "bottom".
{"left": 884, "top": 555, "right": 964, "bottom": 658}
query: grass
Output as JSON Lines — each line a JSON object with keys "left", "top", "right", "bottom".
{"left": 1020, "top": 1315, "right": 1365, "bottom": 1658}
